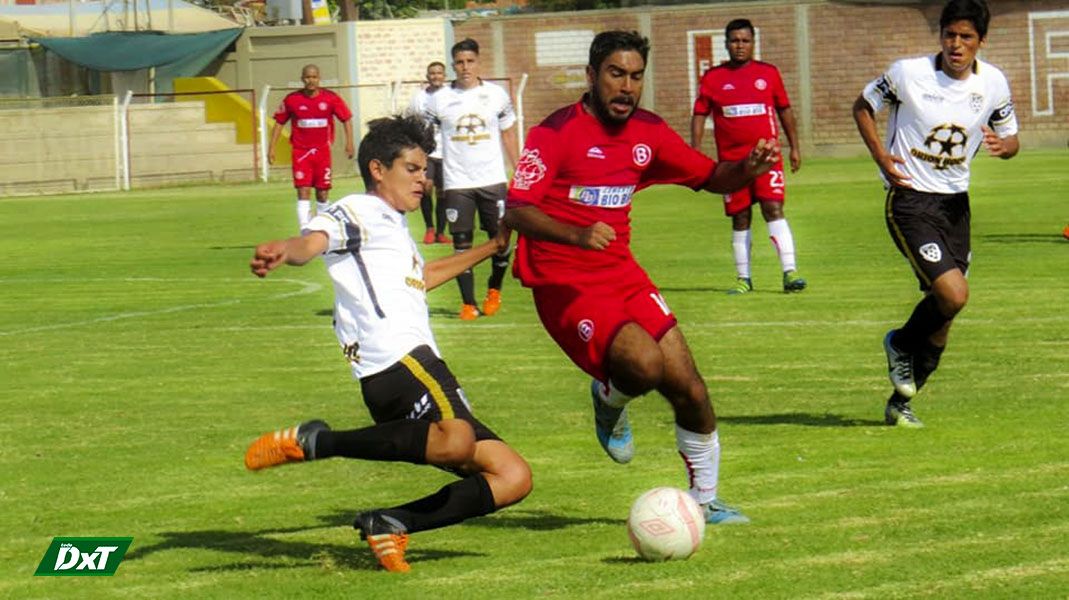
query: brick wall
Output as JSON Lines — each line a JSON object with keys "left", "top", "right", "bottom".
{"left": 456, "top": 1, "right": 1069, "bottom": 154}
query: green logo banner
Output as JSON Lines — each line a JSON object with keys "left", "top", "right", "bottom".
{"left": 34, "top": 537, "right": 133, "bottom": 576}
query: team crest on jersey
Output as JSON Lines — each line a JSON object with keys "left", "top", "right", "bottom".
{"left": 577, "top": 319, "right": 594, "bottom": 342}
{"left": 632, "top": 144, "right": 651, "bottom": 167}
{"left": 968, "top": 93, "right": 984, "bottom": 113}
{"left": 512, "top": 148, "right": 547, "bottom": 190}
{"left": 318, "top": 101, "right": 328, "bottom": 111}
{"left": 754, "top": 78, "right": 767, "bottom": 91}
{"left": 918, "top": 242, "right": 942, "bottom": 263}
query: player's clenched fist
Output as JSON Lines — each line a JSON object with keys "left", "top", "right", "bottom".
{"left": 576, "top": 221, "right": 616, "bottom": 251}
{"left": 250, "top": 242, "right": 287, "bottom": 278}
{"left": 744, "top": 138, "right": 781, "bottom": 176}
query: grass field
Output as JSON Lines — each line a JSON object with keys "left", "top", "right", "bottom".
{"left": 1, "top": 152, "right": 1067, "bottom": 598}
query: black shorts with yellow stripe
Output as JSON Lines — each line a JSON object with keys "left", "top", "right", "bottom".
{"left": 885, "top": 187, "right": 971, "bottom": 291}
{"left": 359, "top": 345, "right": 501, "bottom": 443}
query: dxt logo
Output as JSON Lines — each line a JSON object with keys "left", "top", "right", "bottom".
{"left": 35, "top": 537, "right": 133, "bottom": 576}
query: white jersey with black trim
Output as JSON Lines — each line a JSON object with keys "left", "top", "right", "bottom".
{"left": 306, "top": 193, "right": 439, "bottom": 379}
{"left": 426, "top": 80, "right": 516, "bottom": 190}
{"left": 408, "top": 87, "right": 444, "bottom": 160}
{"left": 862, "top": 55, "right": 1018, "bottom": 194}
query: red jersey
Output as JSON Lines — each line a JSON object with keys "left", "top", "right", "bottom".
{"left": 692, "top": 61, "right": 789, "bottom": 160}
{"left": 274, "top": 89, "right": 352, "bottom": 149}
{"left": 507, "top": 99, "right": 716, "bottom": 287}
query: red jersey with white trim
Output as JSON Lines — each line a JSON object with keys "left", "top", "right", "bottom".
{"left": 274, "top": 89, "right": 352, "bottom": 149}
{"left": 507, "top": 99, "right": 716, "bottom": 287}
{"left": 693, "top": 61, "right": 789, "bottom": 160}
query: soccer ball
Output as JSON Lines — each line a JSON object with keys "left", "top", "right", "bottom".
{"left": 626, "top": 487, "right": 706, "bottom": 561}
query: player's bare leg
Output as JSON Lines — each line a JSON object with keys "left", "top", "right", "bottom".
{"left": 657, "top": 327, "right": 749, "bottom": 524}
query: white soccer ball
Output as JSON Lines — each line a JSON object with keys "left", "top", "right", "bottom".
{"left": 627, "top": 487, "right": 706, "bottom": 561}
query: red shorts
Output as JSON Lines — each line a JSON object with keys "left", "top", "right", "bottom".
{"left": 722, "top": 160, "right": 786, "bottom": 216}
{"left": 291, "top": 146, "right": 333, "bottom": 190}
{"left": 531, "top": 265, "right": 677, "bottom": 383}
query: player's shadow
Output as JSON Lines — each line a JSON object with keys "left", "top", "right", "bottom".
{"left": 977, "top": 233, "right": 1065, "bottom": 245}
{"left": 469, "top": 509, "right": 624, "bottom": 530}
{"left": 209, "top": 245, "right": 257, "bottom": 250}
{"left": 314, "top": 309, "right": 334, "bottom": 317}
{"left": 125, "top": 510, "right": 481, "bottom": 572}
{"left": 428, "top": 307, "right": 462, "bottom": 318}
{"left": 719, "top": 412, "right": 885, "bottom": 427}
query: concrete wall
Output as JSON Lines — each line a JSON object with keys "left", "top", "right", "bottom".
{"left": 455, "top": 1, "right": 1069, "bottom": 155}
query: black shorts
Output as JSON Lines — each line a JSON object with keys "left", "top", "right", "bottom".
{"left": 359, "top": 345, "right": 501, "bottom": 443}
{"left": 885, "top": 187, "right": 971, "bottom": 291}
{"left": 426, "top": 157, "right": 443, "bottom": 193}
{"left": 443, "top": 184, "right": 507, "bottom": 236}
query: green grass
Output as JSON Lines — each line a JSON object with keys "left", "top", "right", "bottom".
{"left": 1, "top": 151, "right": 1067, "bottom": 598}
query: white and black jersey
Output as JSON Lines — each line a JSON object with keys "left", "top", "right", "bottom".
{"left": 408, "top": 87, "right": 444, "bottom": 160}
{"left": 861, "top": 54, "right": 1018, "bottom": 194}
{"left": 425, "top": 80, "right": 516, "bottom": 190}
{"left": 306, "top": 193, "right": 439, "bottom": 379}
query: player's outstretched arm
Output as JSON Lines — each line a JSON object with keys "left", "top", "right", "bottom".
{"left": 852, "top": 95, "right": 910, "bottom": 187}
{"left": 424, "top": 227, "right": 511, "bottom": 291}
{"left": 702, "top": 138, "right": 780, "bottom": 194}
{"left": 981, "top": 125, "right": 1019, "bottom": 159}
{"left": 504, "top": 205, "right": 615, "bottom": 250}
{"left": 250, "top": 232, "right": 329, "bottom": 278}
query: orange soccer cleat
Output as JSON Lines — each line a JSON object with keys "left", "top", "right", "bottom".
{"left": 435, "top": 232, "right": 452, "bottom": 244}
{"left": 481, "top": 288, "right": 502, "bottom": 316}
{"left": 422, "top": 228, "right": 436, "bottom": 245}
{"left": 244, "top": 420, "right": 329, "bottom": 471}
{"left": 459, "top": 304, "right": 480, "bottom": 321}
{"left": 355, "top": 512, "right": 411, "bottom": 573}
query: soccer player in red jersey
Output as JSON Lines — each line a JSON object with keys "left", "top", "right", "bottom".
{"left": 691, "top": 19, "right": 806, "bottom": 295}
{"left": 269, "top": 64, "right": 355, "bottom": 231}
{"left": 504, "top": 30, "right": 779, "bottom": 525}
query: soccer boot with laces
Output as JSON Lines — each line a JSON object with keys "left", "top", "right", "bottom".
{"left": 702, "top": 498, "right": 751, "bottom": 525}
{"left": 354, "top": 511, "right": 411, "bottom": 573}
{"left": 885, "top": 399, "right": 924, "bottom": 429}
{"left": 727, "top": 276, "right": 753, "bottom": 295}
{"left": 883, "top": 330, "right": 917, "bottom": 398}
{"left": 782, "top": 270, "right": 807, "bottom": 293}
{"left": 591, "top": 380, "right": 634, "bottom": 464}
{"left": 482, "top": 288, "right": 502, "bottom": 316}
{"left": 244, "top": 420, "right": 330, "bottom": 470}
{"left": 459, "top": 304, "right": 480, "bottom": 321}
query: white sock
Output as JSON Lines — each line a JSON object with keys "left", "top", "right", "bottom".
{"left": 767, "top": 218, "right": 797, "bottom": 273}
{"left": 296, "top": 199, "right": 312, "bottom": 229}
{"left": 732, "top": 229, "right": 751, "bottom": 279}
{"left": 596, "top": 379, "right": 634, "bottom": 409}
{"left": 316, "top": 201, "right": 330, "bottom": 215}
{"left": 676, "top": 426, "right": 720, "bottom": 505}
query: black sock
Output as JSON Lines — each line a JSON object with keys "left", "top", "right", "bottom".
{"left": 314, "top": 420, "right": 429, "bottom": 464}
{"left": 487, "top": 250, "right": 510, "bottom": 291}
{"left": 420, "top": 193, "right": 433, "bottom": 230}
{"left": 435, "top": 199, "right": 447, "bottom": 235}
{"left": 380, "top": 473, "right": 497, "bottom": 534}
{"left": 914, "top": 342, "right": 945, "bottom": 390}
{"left": 457, "top": 269, "right": 477, "bottom": 306}
{"left": 892, "top": 295, "right": 948, "bottom": 353}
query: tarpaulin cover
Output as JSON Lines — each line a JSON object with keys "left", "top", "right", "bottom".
{"left": 30, "top": 28, "right": 240, "bottom": 73}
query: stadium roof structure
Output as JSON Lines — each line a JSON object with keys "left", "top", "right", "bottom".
{"left": 0, "top": 0, "right": 239, "bottom": 38}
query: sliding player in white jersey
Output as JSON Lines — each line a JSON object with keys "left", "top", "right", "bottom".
{"left": 853, "top": 0, "right": 1018, "bottom": 427}
{"left": 245, "top": 114, "right": 531, "bottom": 573}
{"left": 425, "top": 38, "right": 519, "bottom": 321}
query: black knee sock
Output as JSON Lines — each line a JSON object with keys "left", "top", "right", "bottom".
{"left": 419, "top": 193, "right": 433, "bottom": 230}
{"left": 435, "top": 198, "right": 447, "bottom": 235}
{"left": 914, "top": 342, "right": 945, "bottom": 390}
{"left": 457, "top": 269, "right": 477, "bottom": 306}
{"left": 892, "top": 295, "right": 948, "bottom": 353}
{"left": 487, "top": 250, "right": 511, "bottom": 291}
{"left": 380, "top": 473, "right": 497, "bottom": 534}
{"left": 314, "top": 420, "right": 429, "bottom": 464}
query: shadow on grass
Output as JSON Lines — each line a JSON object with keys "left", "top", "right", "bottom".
{"left": 471, "top": 509, "right": 624, "bottom": 530}
{"left": 719, "top": 412, "right": 885, "bottom": 427}
{"left": 125, "top": 510, "right": 482, "bottom": 572}
{"left": 314, "top": 309, "right": 334, "bottom": 317}
{"left": 977, "top": 233, "right": 1065, "bottom": 244}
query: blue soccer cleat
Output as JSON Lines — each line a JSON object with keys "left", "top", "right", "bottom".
{"left": 703, "top": 498, "right": 751, "bottom": 525}
{"left": 591, "top": 380, "right": 634, "bottom": 464}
